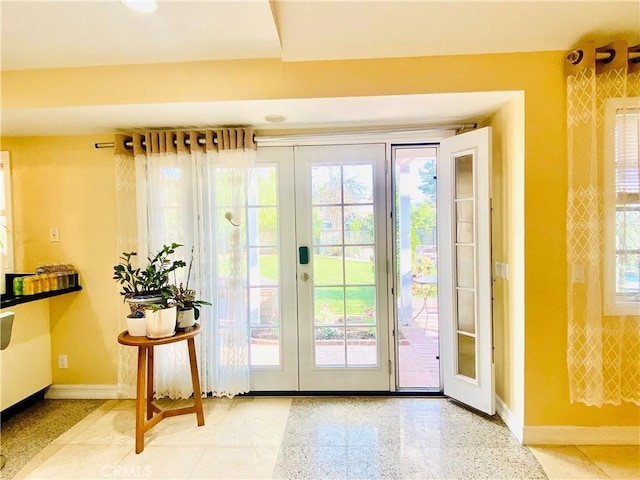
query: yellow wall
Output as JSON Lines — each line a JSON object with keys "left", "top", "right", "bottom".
{"left": 0, "top": 134, "right": 119, "bottom": 385}
{"left": 488, "top": 94, "right": 525, "bottom": 424}
{"left": 3, "top": 51, "right": 639, "bottom": 426}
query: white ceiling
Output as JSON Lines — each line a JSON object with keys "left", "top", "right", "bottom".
{"left": 2, "top": 1, "right": 638, "bottom": 69}
{"left": 1, "top": 0, "right": 638, "bottom": 136}
{"left": 1, "top": 91, "right": 521, "bottom": 136}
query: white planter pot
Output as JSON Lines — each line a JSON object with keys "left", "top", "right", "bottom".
{"left": 125, "top": 293, "right": 163, "bottom": 317}
{"left": 125, "top": 293, "right": 163, "bottom": 305}
{"left": 126, "top": 315, "right": 146, "bottom": 337}
{"left": 177, "top": 308, "right": 195, "bottom": 329}
{"left": 145, "top": 306, "right": 177, "bottom": 339}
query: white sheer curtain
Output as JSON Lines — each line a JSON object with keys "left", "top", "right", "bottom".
{"left": 115, "top": 128, "right": 255, "bottom": 398}
{"left": 566, "top": 41, "right": 640, "bottom": 406}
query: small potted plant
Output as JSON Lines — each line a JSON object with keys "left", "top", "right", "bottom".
{"left": 113, "top": 243, "right": 186, "bottom": 338}
{"left": 167, "top": 248, "right": 211, "bottom": 330}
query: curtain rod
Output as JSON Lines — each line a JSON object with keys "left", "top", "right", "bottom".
{"left": 566, "top": 48, "right": 640, "bottom": 65}
{"left": 253, "top": 124, "right": 476, "bottom": 143}
{"left": 94, "top": 123, "right": 476, "bottom": 149}
{"left": 94, "top": 136, "right": 214, "bottom": 149}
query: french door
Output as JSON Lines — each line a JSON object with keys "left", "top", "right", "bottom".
{"left": 247, "top": 147, "right": 298, "bottom": 391}
{"left": 250, "top": 130, "right": 493, "bottom": 401}
{"left": 438, "top": 127, "right": 494, "bottom": 414}
{"left": 294, "top": 144, "right": 390, "bottom": 390}
{"left": 250, "top": 144, "right": 390, "bottom": 391}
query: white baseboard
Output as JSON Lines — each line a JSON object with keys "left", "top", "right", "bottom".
{"left": 523, "top": 426, "right": 640, "bottom": 445}
{"left": 495, "top": 395, "right": 524, "bottom": 443}
{"left": 45, "top": 384, "right": 119, "bottom": 400}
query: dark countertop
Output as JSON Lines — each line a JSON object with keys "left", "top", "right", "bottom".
{"left": 1, "top": 286, "right": 83, "bottom": 309}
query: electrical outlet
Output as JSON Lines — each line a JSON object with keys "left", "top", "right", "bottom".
{"left": 58, "top": 354, "right": 68, "bottom": 369}
{"left": 50, "top": 227, "right": 60, "bottom": 242}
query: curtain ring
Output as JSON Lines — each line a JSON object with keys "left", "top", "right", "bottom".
{"left": 566, "top": 49, "right": 583, "bottom": 65}
{"left": 597, "top": 48, "right": 616, "bottom": 64}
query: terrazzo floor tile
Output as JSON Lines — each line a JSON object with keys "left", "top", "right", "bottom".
{"left": 422, "top": 446, "right": 485, "bottom": 479}
{"left": 277, "top": 397, "right": 547, "bottom": 480}
{"left": 434, "top": 416, "right": 523, "bottom": 448}
{"left": 346, "top": 423, "right": 403, "bottom": 447}
{"left": 272, "top": 446, "right": 348, "bottom": 480}
{"left": 577, "top": 445, "right": 640, "bottom": 480}
{"left": 280, "top": 422, "right": 348, "bottom": 447}
{"left": 346, "top": 445, "right": 435, "bottom": 479}
{"left": 472, "top": 446, "right": 547, "bottom": 479}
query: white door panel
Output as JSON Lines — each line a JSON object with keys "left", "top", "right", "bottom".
{"left": 249, "top": 147, "right": 298, "bottom": 391}
{"left": 294, "top": 144, "right": 390, "bottom": 391}
{"left": 438, "top": 127, "right": 494, "bottom": 415}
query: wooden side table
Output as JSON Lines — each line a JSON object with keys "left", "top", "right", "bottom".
{"left": 117, "top": 324, "right": 205, "bottom": 453}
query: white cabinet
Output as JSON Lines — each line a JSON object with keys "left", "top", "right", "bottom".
{"left": 0, "top": 300, "right": 52, "bottom": 410}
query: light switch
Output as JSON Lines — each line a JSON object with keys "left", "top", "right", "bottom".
{"left": 494, "top": 261, "right": 510, "bottom": 280}
{"left": 502, "top": 262, "right": 510, "bottom": 280}
{"left": 50, "top": 227, "right": 60, "bottom": 242}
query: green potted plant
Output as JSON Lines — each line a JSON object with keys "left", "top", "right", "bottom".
{"left": 167, "top": 248, "right": 211, "bottom": 330}
{"left": 113, "top": 243, "right": 186, "bottom": 338}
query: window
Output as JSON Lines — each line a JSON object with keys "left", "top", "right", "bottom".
{"left": 604, "top": 98, "right": 640, "bottom": 315}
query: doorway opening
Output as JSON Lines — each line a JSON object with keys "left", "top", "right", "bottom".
{"left": 393, "top": 145, "right": 441, "bottom": 391}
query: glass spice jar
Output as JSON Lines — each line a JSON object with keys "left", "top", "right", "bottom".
{"left": 23, "top": 276, "right": 35, "bottom": 295}
{"left": 33, "top": 275, "right": 42, "bottom": 294}
{"left": 13, "top": 276, "right": 24, "bottom": 296}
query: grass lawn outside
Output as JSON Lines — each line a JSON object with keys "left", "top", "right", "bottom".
{"left": 259, "top": 254, "right": 375, "bottom": 315}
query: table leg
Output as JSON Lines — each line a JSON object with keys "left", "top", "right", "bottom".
{"left": 411, "top": 294, "right": 428, "bottom": 322}
{"left": 423, "top": 284, "right": 434, "bottom": 332}
{"left": 146, "top": 346, "right": 154, "bottom": 421}
{"left": 187, "top": 338, "right": 205, "bottom": 426}
{"left": 135, "top": 346, "right": 147, "bottom": 454}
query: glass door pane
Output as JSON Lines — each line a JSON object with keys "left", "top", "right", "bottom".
{"left": 454, "top": 153, "right": 477, "bottom": 380}
{"left": 393, "top": 146, "right": 441, "bottom": 391}
{"left": 248, "top": 166, "right": 281, "bottom": 367}
{"left": 310, "top": 163, "right": 378, "bottom": 367}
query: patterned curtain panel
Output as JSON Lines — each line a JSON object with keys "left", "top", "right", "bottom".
{"left": 566, "top": 41, "right": 640, "bottom": 406}
{"left": 114, "top": 135, "right": 139, "bottom": 399}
